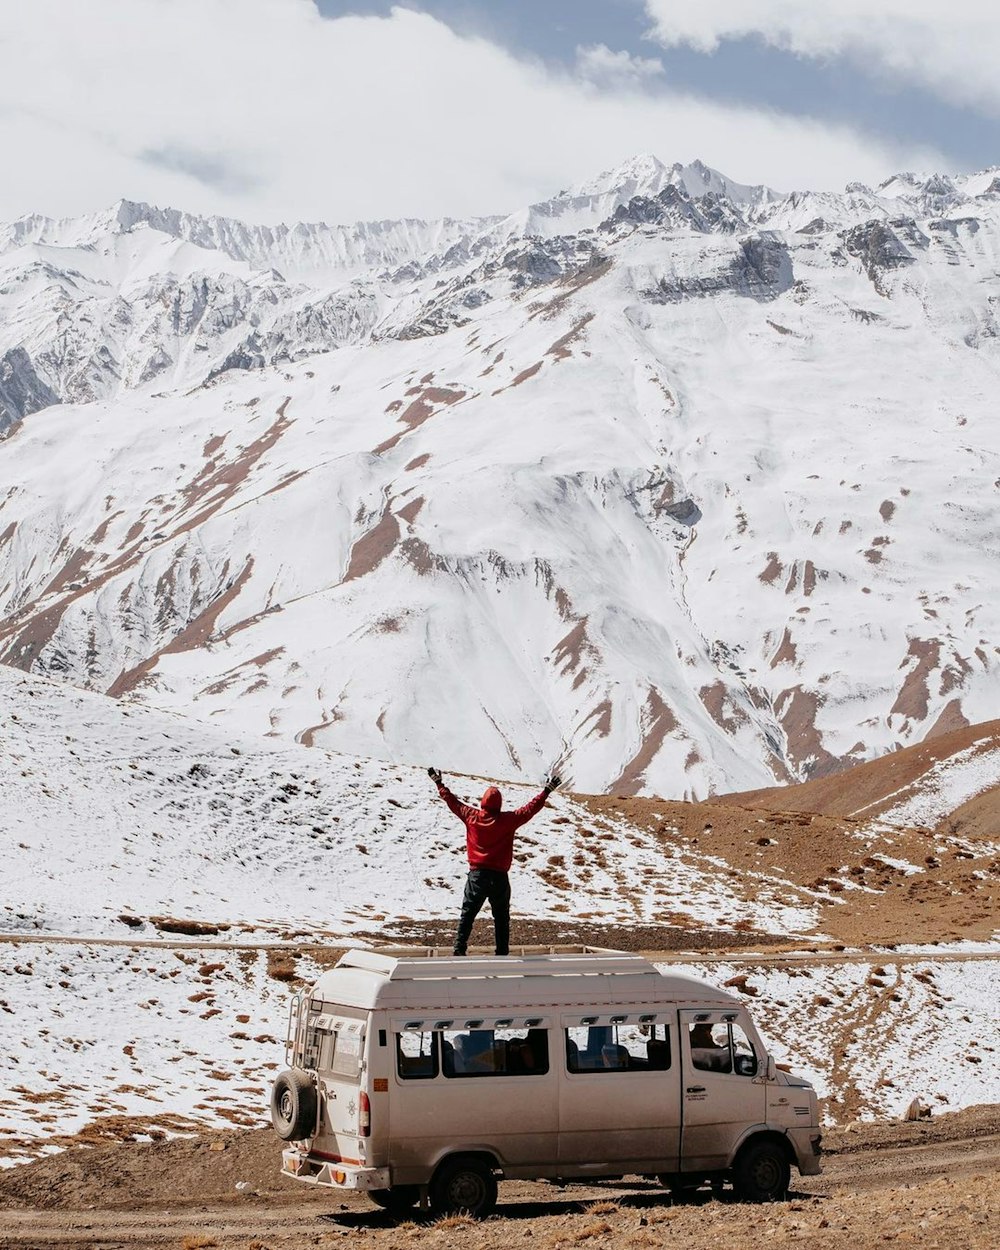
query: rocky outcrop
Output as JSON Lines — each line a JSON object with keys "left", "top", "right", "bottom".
{"left": 842, "top": 219, "right": 923, "bottom": 294}
{"left": 642, "top": 232, "right": 793, "bottom": 303}
{"left": 603, "top": 185, "right": 746, "bottom": 235}
{"left": 0, "top": 347, "right": 60, "bottom": 435}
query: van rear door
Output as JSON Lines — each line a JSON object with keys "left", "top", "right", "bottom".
{"left": 678, "top": 1009, "right": 765, "bottom": 1173}
{"left": 314, "top": 1015, "right": 367, "bottom": 1164}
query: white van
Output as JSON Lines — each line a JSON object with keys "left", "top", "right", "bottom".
{"left": 271, "top": 948, "right": 821, "bottom": 1216}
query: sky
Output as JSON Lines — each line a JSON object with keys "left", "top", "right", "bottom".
{"left": 2, "top": 0, "right": 998, "bottom": 226}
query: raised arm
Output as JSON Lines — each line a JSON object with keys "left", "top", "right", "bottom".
{"left": 510, "top": 775, "right": 561, "bottom": 826}
{"left": 428, "top": 767, "right": 478, "bottom": 823}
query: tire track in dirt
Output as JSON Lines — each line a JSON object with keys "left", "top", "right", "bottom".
{"left": 825, "top": 963, "right": 908, "bottom": 1120}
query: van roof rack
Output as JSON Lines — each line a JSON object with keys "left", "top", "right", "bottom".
{"left": 337, "top": 946, "right": 655, "bottom": 979}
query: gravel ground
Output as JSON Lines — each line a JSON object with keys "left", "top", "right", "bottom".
{"left": 0, "top": 1106, "right": 997, "bottom": 1249}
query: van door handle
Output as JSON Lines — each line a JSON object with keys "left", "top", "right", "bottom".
{"left": 686, "top": 1085, "right": 706, "bottom": 1094}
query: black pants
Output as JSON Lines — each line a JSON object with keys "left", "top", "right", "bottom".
{"left": 454, "top": 868, "right": 511, "bottom": 956}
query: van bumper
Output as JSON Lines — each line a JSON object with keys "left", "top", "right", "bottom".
{"left": 787, "top": 1127, "right": 823, "bottom": 1176}
{"left": 282, "top": 1148, "right": 390, "bottom": 1191}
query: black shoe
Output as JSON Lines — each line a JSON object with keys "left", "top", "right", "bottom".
{"left": 452, "top": 949, "right": 467, "bottom": 957}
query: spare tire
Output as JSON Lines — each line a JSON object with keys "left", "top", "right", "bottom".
{"left": 270, "top": 1069, "right": 317, "bottom": 1141}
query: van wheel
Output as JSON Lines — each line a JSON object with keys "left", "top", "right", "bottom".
{"left": 429, "top": 1157, "right": 498, "bottom": 1219}
{"left": 369, "top": 1185, "right": 420, "bottom": 1215}
{"left": 269, "top": 1069, "right": 316, "bottom": 1141}
{"left": 732, "top": 1140, "right": 790, "bottom": 1203}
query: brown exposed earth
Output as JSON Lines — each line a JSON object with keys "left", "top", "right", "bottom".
{"left": 733, "top": 718, "right": 1000, "bottom": 828}
{"left": 575, "top": 794, "right": 997, "bottom": 948}
{"left": 0, "top": 1106, "right": 997, "bottom": 1248}
{"left": 366, "top": 919, "right": 787, "bottom": 954}
{"left": 562, "top": 720, "right": 1000, "bottom": 949}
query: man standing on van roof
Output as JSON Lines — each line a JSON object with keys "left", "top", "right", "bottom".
{"left": 427, "top": 769, "right": 560, "bottom": 957}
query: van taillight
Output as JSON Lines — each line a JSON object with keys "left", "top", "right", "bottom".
{"left": 359, "top": 1090, "right": 371, "bottom": 1138}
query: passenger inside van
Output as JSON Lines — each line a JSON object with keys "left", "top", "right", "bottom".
{"left": 509, "top": 1029, "right": 547, "bottom": 1074}
{"left": 450, "top": 1030, "right": 497, "bottom": 1074}
{"left": 646, "top": 1038, "right": 671, "bottom": 1069}
{"left": 601, "top": 1043, "right": 630, "bottom": 1069}
{"left": 508, "top": 1039, "right": 536, "bottom": 1074}
{"left": 689, "top": 1022, "right": 732, "bottom": 1073}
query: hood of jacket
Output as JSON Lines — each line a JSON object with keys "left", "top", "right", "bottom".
{"left": 481, "top": 786, "right": 503, "bottom": 814}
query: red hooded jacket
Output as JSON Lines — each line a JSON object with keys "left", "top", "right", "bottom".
{"left": 438, "top": 784, "right": 548, "bottom": 872}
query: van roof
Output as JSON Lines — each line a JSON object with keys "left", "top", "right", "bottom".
{"left": 308, "top": 948, "right": 742, "bottom": 1013}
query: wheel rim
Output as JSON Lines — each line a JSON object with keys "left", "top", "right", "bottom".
{"left": 750, "top": 1153, "right": 782, "bottom": 1194}
{"left": 448, "top": 1170, "right": 487, "bottom": 1210}
{"left": 279, "top": 1088, "right": 294, "bottom": 1122}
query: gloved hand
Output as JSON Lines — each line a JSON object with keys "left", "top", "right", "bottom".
{"left": 427, "top": 766, "right": 443, "bottom": 785}
{"left": 544, "top": 774, "right": 562, "bottom": 792}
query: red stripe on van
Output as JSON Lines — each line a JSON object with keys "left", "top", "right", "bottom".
{"left": 311, "top": 1149, "right": 363, "bottom": 1166}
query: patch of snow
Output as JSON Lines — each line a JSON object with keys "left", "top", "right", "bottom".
{"left": 873, "top": 744, "right": 1000, "bottom": 830}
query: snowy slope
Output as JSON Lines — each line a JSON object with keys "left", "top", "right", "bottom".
{"left": 0, "top": 667, "right": 820, "bottom": 941}
{"left": 0, "top": 941, "right": 298, "bottom": 1164}
{"left": 2, "top": 159, "right": 1000, "bottom": 796}
{"left": 1, "top": 666, "right": 998, "bottom": 1159}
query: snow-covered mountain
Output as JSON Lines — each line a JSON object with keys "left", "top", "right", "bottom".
{"left": 2, "top": 154, "right": 1000, "bottom": 797}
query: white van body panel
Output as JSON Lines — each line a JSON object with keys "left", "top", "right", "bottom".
{"left": 678, "top": 1007, "right": 765, "bottom": 1171}
{"left": 279, "top": 949, "right": 822, "bottom": 1193}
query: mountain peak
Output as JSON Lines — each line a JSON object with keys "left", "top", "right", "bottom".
{"left": 571, "top": 153, "right": 671, "bottom": 200}
{"left": 570, "top": 154, "right": 777, "bottom": 211}
{"left": 667, "top": 160, "right": 778, "bottom": 207}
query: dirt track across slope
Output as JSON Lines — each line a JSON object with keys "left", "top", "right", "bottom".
{"left": 0, "top": 1107, "right": 997, "bottom": 1249}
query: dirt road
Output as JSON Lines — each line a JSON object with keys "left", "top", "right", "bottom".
{"left": 1, "top": 1107, "right": 996, "bottom": 1249}
{"left": 3, "top": 930, "right": 997, "bottom": 967}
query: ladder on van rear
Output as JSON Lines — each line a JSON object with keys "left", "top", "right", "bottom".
{"left": 285, "top": 992, "right": 321, "bottom": 1070}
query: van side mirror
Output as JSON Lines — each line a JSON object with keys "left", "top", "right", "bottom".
{"left": 766, "top": 1055, "right": 777, "bottom": 1082}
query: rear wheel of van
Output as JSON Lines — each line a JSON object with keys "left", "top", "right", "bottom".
{"left": 369, "top": 1185, "right": 420, "bottom": 1215}
{"left": 270, "top": 1069, "right": 317, "bottom": 1141}
{"left": 429, "top": 1157, "right": 498, "bottom": 1219}
{"left": 732, "top": 1139, "right": 790, "bottom": 1203}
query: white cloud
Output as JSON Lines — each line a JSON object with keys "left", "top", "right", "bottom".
{"left": 643, "top": 0, "right": 1000, "bottom": 118}
{"left": 0, "top": 0, "right": 947, "bottom": 227}
{"left": 575, "top": 43, "right": 664, "bottom": 86}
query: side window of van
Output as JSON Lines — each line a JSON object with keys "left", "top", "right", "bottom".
{"left": 689, "top": 1022, "right": 732, "bottom": 1073}
{"left": 441, "top": 1027, "right": 549, "bottom": 1077}
{"left": 730, "top": 1022, "right": 758, "bottom": 1077}
{"left": 566, "top": 1024, "right": 671, "bottom": 1072}
{"left": 396, "top": 1031, "right": 438, "bottom": 1080}
{"left": 688, "top": 1022, "right": 758, "bottom": 1076}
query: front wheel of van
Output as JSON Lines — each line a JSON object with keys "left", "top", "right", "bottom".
{"left": 429, "top": 1157, "right": 498, "bottom": 1219}
{"left": 369, "top": 1185, "right": 420, "bottom": 1215}
{"left": 732, "top": 1140, "right": 790, "bottom": 1203}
